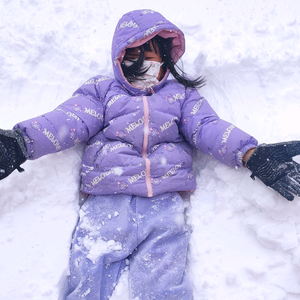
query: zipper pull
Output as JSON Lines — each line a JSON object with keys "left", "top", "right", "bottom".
{"left": 150, "top": 87, "right": 155, "bottom": 94}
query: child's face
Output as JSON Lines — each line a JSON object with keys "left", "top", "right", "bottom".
{"left": 123, "top": 40, "right": 164, "bottom": 81}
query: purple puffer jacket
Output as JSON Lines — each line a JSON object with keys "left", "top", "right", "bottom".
{"left": 14, "top": 9, "right": 258, "bottom": 197}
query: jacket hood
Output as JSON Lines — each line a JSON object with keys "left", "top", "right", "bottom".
{"left": 111, "top": 9, "right": 185, "bottom": 94}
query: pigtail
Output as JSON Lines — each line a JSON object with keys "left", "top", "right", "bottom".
{"left": 156, "top": 36, "right": 206, "bottom": 89}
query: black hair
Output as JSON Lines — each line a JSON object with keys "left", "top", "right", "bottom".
{"left": 121, "top": 35, "right": 205, "bottom": 89}
{"left": 121, "top": 46, "right": 150, "bottom": 84}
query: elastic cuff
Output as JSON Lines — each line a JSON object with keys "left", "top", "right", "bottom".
{"left": 237, "top": 143, "right": 258, "bottom": 167}
{"left": 14, "top": 127, "right": 34, "bottom": 160}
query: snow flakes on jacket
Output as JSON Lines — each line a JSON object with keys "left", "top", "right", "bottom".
{"left": 14, "top": 9, "right": 257, "bottom": 197}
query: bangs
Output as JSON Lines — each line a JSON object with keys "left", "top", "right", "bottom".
{"left": 121, "top": 48, "right": 148, "bottom": 84}
{"left": 142, "top": 39, "right": 159, "bottom": 54}
{"left": 121, "top": 39, "right": 161, "bottom": 84}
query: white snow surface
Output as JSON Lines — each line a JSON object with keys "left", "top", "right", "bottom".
{"left": 1, "top": 0, "right": 300, "bottom": 299}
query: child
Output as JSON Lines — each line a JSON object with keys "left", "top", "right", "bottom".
{"left": 1, "top": 9, "right": 300, "bottom": 300}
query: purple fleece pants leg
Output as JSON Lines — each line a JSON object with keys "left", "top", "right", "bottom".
{"left": 66, "top": 192, "right": 192, "bottom": 300}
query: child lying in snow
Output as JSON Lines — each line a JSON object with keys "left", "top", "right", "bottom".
{"left": 1, "top": 9, "right": 300, "bottom": 300}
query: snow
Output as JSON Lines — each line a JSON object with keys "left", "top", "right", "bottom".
{"left": 1, "top": 0, "right": 300, "bottom": 299}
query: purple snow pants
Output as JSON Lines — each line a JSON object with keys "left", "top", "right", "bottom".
{"left": 65, "top": 192, "right": 192, "bottom": 300}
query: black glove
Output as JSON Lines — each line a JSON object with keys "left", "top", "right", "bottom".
{"left": 0, "top": 129, "right": 28, "bottom": 180}
{"left": 245, "top": 141, "right": 300, "bottom": 201}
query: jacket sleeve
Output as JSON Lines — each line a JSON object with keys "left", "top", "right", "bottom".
{"left": 13, "top": 75, "right": 110, "bottom": 160}
{"left": 179, "top": 88, "right": 258, "bottom": 167}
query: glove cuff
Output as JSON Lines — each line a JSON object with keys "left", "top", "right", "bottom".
{"left": 14, "top": 129, "right": 28, "bottom": 162}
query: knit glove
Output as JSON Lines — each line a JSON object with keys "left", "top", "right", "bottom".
{"left": 245, "top": 141, "right": 300, "bottom": 201}
{"left": 0, "top": 129, "right": 28, "bottom": 180}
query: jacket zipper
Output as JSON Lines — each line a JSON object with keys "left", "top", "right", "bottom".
{"left": 142, "top": 95, "right": 153, "bottom": 197}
